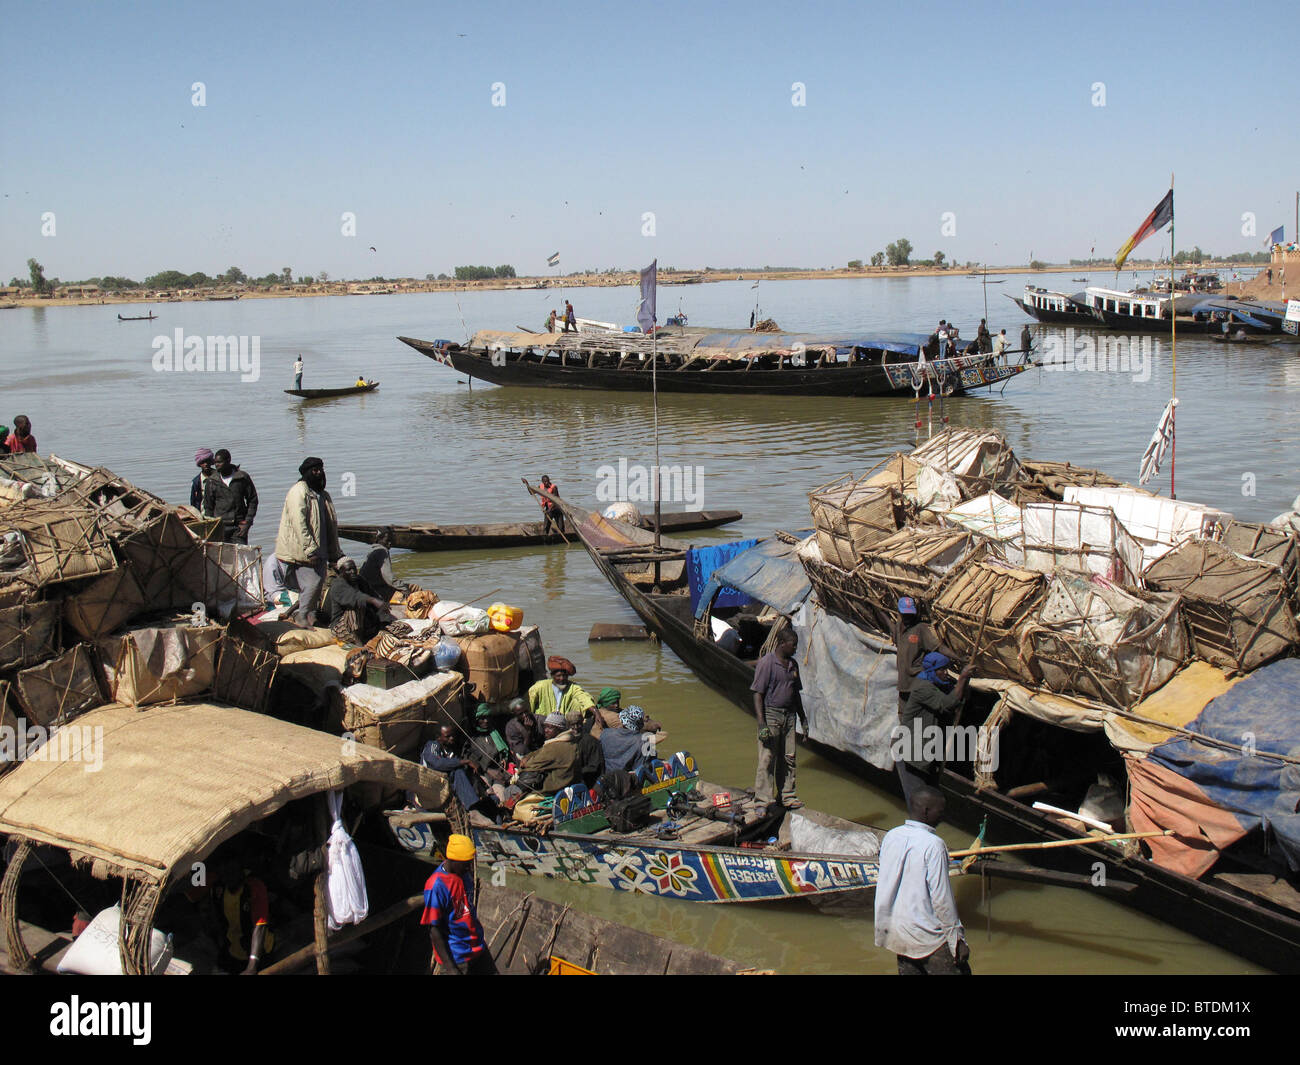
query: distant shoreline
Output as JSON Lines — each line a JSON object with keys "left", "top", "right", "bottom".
{"left": 2, "top": 260, "right": 1257, "bottom": 310}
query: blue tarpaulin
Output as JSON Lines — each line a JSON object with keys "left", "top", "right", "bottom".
{"left": 1149, "top": 658, "right": 1300, "bottom": 871}
{"left": 691, "top": 538, "right": 811, "bottom": 618}
{"left": 686, "top": 540, "right": 760, "bottom": 614}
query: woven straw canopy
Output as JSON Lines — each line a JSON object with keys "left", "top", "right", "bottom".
{"left": 0, "top": 701, "right": 446, "bottom": 883}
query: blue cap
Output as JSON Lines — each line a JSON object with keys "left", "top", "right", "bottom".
{"left": 898, "top": 597, "right": 918, "bottom": 614}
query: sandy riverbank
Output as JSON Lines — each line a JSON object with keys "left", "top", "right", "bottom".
{"left": 1, "top": 260, "right": 1254, "bottom": 310}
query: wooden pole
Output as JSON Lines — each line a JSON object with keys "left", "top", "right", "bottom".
{"left": 313, "top": 870, "right": 331, "bottom": 975}
{"left": 1169, "top": 173, "right": 1177, "bottom": 500}
{"left": 948, "top": 828, "right": 1171, "bottom": 859}
{"left": 260, "top": 894, "right": 425, "bottom": 975}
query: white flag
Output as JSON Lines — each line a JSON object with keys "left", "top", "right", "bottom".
{"left": 637, "top": 260, "right": 657, "bottom": 333}
{"left": 1139, "top": 398, "right": 1178, "bottom": 485}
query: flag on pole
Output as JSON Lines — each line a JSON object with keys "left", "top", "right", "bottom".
{"left": 637, "top": 260, "right": 657, "bottom": 334}
{"left": 547, "top": 252, "right": 560, "bottom": 267}
{"left": 1267, "top": 226, "right": 1284, "bottom": 248}
{"left": 1138, "top": 398, "right": 1178, "bottom": 485}
{"left": 1115, "top": 189, "right": 1174, "bottom": 271}
{"left": 751, "top": 281, "right": 759, "bottom": 290}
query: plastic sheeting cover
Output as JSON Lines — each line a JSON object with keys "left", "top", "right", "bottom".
{"left": 693, "top": 538, "right": 811, "bottom": 620}
{"left": 686, "top": 540, "right": 760, "bottom": 614}
{"left": 1148, "top": 658, "right": 1300, "bottom": 871}
{"left": 789, "top": 813, "right": 881, "bottom": 858}
{"left": 792, "top": 599, "right": 899, "bottom": 772}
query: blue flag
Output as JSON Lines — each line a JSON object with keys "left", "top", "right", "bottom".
{"left": 1267, "top": 226, "right": 1284, "bottom": 247}
{"left": 637, "top": 260, "right": 657, "bottom": 333}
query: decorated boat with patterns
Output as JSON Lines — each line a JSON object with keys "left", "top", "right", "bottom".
{"left": 385, "top": 760, "right": 939, "bottom": 904}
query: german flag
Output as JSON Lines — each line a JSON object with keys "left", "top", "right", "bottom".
{"left": 1115, "top": 189, "right": 1173, "bottom": 270}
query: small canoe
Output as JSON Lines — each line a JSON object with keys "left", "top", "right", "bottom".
{"left": 1207, "top": 333, "right": 1276, "bottom": 345}
{"left": 117, "top": 313, "right": 157, "bottom": 321}
{"left": 339, "top": 508, "right": 742, "bottom": 551}
{"left": 284, "top": 382, "right": 379, "bottom": 399}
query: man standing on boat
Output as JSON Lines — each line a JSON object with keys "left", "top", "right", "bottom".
{"left": 275, "top": 456, "right": 345, "bottom": 627}
{"left": 875, "top": 785, "right": 970, "bottom": 975}
{"left": 293, "top": 355, "right": 304, "bottom": 389}
{"left": 563, "top": 300, "right": 576, "bottom": 333}
{"left": 977, "top": 319, "right": 991, "bottom": 353}
{"left": 1019, "top": 325, "right": 1033, "bottom": 362}
{"left": 895, "top": 652, "right": 974, "bottom": 807}
{"left": 893, "top": 598, "right": 954, "bottom": 714}
{"left": 191, "top": 447, "right": 214, "bottom": 509}
{"left": 203, "top": 448, "right": 259, "bottom": 544}
{"left": 537, "top": 475, "right": 565, "bottom": 535}
{"left": 421, "top": 835, "right": 496, "bottom": 975}
{"left": 751, "top": 628, "right": 806, "bottom": 813}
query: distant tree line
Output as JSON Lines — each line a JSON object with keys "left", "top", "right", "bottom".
{"left": 454, "top": 265, "right": 516, "bottom": 281}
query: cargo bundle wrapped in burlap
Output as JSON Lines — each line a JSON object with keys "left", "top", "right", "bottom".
{"left": 932, "top": 551, "right": 1045, "bottom": 682}
{"left": 0, "top": 577, "right": 36, "bottom": 609}
{"left": 454, "top": 631, "right": 520, "bottom": 704}
{"left": 0, "top": 502, "right": 117, "bottom": 588}
{"left": 1219, "top": 519, "right": 1299, "bottom": 610}
{"left": 1143, "top": 539, "right": 1299, "bottom": 672}
{"left": 0, "top": 599, "right": 61, "bottom": 674}
{"left": 56, "top": 466, "right": 170, "bottom": 539}
{"left": 14, "top": 644, "right": 105, "bottom": 728}
{"left": 1015, "top": 501, "right": 1146, "bottom": 586}
{"left": 211, "top": 634, "right": 278, "bottom": 714}
{"left": 96, "top": 622, "right": 223, "bottom": 707}
{"left": 796, "top": 535, "right": 892, "bottom": 634}
{"left": 203, "top": 542, "right": 264, "bottom": 619}
{"left": 856, "top": 526, "right": 975, "bottom": 613}
{"left": 909, "top": 428, "right": 1025, "bottom": 499}
{"left": 329, "top": 670, "right": 464, "bottom": 757}
{"left": 0, "top": 453, "right": 85, "bottom": 502}
{"left": 62, "top": 564, "right": 149, "bottom": 640}
{"left": 941, "top": 493, "right": 1024, "bottom": 562}
{"left": 115, "top": 510, "right": 206, "bottom": 612}
{"left": 1026, "top": 570, "right": 1187, "bottom": 708}
{"left": 808, "top": 467, "right": 903, "bottom": 569}
{"left": 1018, "top": 459, "right": 1127, "bottom": 501}
{"left": 1063, "top": 485, "right": 1231, "bottom": 569}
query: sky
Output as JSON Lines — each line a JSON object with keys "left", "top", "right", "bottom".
{"left": 1, "top": 0, "right": 1296, "bottom": 282}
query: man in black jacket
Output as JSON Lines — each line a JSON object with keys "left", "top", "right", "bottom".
{"left": 203, "top": 448, "right": 259, "bottom": 544}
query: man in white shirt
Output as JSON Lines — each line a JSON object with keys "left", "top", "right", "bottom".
{"left": 993, "top": 329, "right": 1009, "bottom": 357}
{"left": 874, "top": 784, "right": 970, "bottom": 974}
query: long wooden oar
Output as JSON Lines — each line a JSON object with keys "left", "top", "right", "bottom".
{"left": 949, "top": 828, "right": 1171, "bottom": 859}
{"left": 521, "top": 476, "right": 571, "bottom": 543}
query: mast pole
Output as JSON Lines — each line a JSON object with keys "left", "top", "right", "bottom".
{"left": 1169, "top": 173, "right": 1177, "bottom": 501}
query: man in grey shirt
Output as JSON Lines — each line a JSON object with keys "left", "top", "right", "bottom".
{"left": 750, "top": 628, "right": 807, "bottom": 812}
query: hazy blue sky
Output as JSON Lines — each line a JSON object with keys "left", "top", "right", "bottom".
{"left": 2, "top": 0, "right": 1295, "bottom": 281}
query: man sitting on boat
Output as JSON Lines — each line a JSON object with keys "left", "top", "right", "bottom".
{"left": 512, "top": 712, "right": 581, "bottom": 822}
{"left": 318, "top": 558, "right": 395, "bottom": 644}
{"left": 421, "top": 723, "right": 500, "bottom": 825}
{"left": 360, "top": 527, "right": 409, "bottom": 604}
{"left": 567, "top": 708, "right": 606, "bottom": 788}
{"left": 505, "top": 696, "right": 542, "bottom": 760}
{"left": 599, "top": 705, "right": 655, "bottom": 779}
{"left": 527, "top": 656, "right": 594, "bottom": 718}
{"left": 590, "top": 687, "right": 663, "bottom": 737}
{"left": 355, "top": 375, "right": 368, "bottom": 387}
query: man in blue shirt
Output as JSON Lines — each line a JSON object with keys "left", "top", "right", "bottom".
{"left": 874, "top": 785, "right": 970, "bottom": 975}
{"left": 421, "top": 834, "right": 496, "bottom": 974}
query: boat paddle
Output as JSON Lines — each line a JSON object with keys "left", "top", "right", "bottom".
{"left": 948, "top": 828, "right": 1172, "bottom": 859}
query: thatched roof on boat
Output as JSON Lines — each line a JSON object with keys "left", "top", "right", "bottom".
{"left": 0, "top": 701, "right": 447, "bottom": 883}
{"left": 468, "top": 328, "right": 930, "bottom": 362}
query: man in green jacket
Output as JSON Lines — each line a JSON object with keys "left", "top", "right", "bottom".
{"left": 275, "top": 456, "right": 345, "bottom": 627}
{"left": 527, "top": 656, "right": 595, "bottom": 718}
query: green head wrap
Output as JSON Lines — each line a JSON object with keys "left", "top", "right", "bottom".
{"left": 596, "top": 687, "right": 621, "bottom": 708}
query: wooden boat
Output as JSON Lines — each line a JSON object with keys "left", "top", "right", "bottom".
{"left": 538, "top": 486, "right": 1300, "bottom": 973}
{"left": 284, "top": 382, "right": 379, "bottom": 399}
{"left": 207, "top": 293, "right": 241, "bottom": 301}
{"left": 339, "top": 508, "right": 742, "bottom": 551}
{"left": 1207, "top": 332, "right": 1277, "bottom": 345}
{"left": 386, "top": 767, "right": 945, "bottom": 905}
{"left": 398, "top": 328, "right": 1031, "bottom": 398}
{"left": 117, "top": 313, "right": 157, "bottom": 321}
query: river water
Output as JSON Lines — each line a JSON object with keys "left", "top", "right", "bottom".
{"left": 3, "top": 273, "right": 1289, "bottom": 973}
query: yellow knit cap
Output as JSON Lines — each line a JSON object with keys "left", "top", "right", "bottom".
{"left": 445, "top": 834, "right": 476, "bottom": 862}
